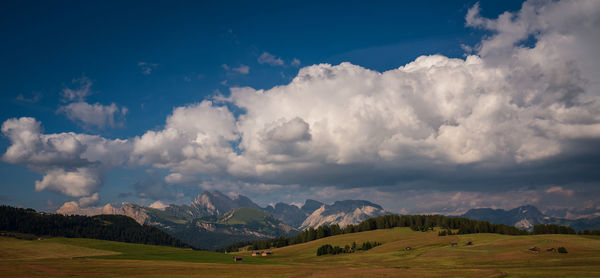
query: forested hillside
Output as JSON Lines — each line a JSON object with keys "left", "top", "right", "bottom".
{"left": 0, "top": 205, "right": 190, "bottom": 248}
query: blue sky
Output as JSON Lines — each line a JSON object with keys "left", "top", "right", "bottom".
{"left": 2, "top": 0, "right": 600, "bottom": 217}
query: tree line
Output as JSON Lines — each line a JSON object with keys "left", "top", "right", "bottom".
{"left": 223, "top": 214, "right": 593, "bottom": 252}
{"left": 0, "top": 205, "right": 190, "bottom": 248}
{"left": 578, "top": 229, "right": 600, "bottom": 236}
{"left": 532, "top": 224, "right": 576, "bottom": 235}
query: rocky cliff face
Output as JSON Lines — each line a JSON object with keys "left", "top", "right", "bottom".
{"left": 57, "top": 202, "right": 150, "bottom": 225}
{"left": 57, "top": 203, "right": 120, "bottom": 216}
{"left": 299, "top": 200, "right": 387, "bottom": 230}
{"left": 119, "top": 204, "right": 150, "bottom": 225}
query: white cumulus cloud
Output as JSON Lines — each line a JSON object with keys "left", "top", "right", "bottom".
{"left": 1, "top": 117, "right": 131, "bottom": 199}
{"left": 35, "top": 168, "right": 102, "bottom": 197}
{"left": 125, "top": 0, "right": 600, "bottom": 188}
{"left": 58, "top": 76, "right": 128, "bottom": 129}
{"left": 131, "top": 101, "right": 238, "bottom": 174}
{"left": 59, "top": 102, "right": 127, "bottom": 129}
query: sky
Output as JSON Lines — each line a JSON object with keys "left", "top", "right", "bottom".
{"left": 1, "top": 0, "right": 599, "bottom": 218}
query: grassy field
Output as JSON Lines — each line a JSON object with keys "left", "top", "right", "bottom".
{"left": 1, "top": 228, "right": 600, "bottom": 277}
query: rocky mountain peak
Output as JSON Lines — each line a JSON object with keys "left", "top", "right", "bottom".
{"left": 513, "top": 205, "right": 542, "bottom": 215}
{"left": 299, "top": 199, "right": 386, "bottom": 230}
{"left": 232, "top": 194, "right": 261, "bottom": 209}
{"left": 191, "top": 190, "right": 261, "bottom": 216}
{"left": 119, "top": 203, "right": 150, "bottom": 225}
{"left": 301, "top": 199, "right": 324, "bottom": 214}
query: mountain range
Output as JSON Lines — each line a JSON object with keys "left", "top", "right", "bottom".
{"left": 58, "top": 191, "right": 388, "bottom": 249}
{"left": 57, "top": 192, "right": 600, "bottom": 250}
{"left": 461, "top": 205, "right": 600, "bottom": 231}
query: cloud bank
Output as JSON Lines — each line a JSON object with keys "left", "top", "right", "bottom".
{"left": 1, "top": 117, "right": 131, "bottom": 202}
{"left": 3, "top": 0, "right": 600, "bottom": 213}
{"left": 146, "top": 0, "right": 600, "bottom": 187}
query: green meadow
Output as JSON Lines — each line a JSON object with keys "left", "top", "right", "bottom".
{"left": 2, "top": 227, "right": 600, "bottom": 277}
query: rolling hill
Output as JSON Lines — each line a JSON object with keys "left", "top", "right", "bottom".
{"left": 238, "top": 227, "right": 600, "bottom": 276}
{"left": 1, "top": 227, "right": 599, "bottom": 277}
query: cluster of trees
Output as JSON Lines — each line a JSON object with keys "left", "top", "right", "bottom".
{"left": 455, "top": 221, "right": 528, "bottom": 235}
{"left": 411, "top": 224, "right": 434, "bottom": 232}
{"left": 0, "top": 205, "right": 189, "bottom": 248}
{"left": 532, "top": 224, "right": 576, "bottom": 235}
{"left": 557, "top": 247, "right": 568, "bottom": 253}
{"left": 578, "top": 230, "right": 600, "bottom": 235}
{"left": 222, "top": 214, "right": 590, "bottom": 252}
{"left": 316, "top": 244, "right": 351, "bottom": 256}
{"left": 316, "top": 241, "right": 382, "bottom": 256}
{"left": 359, "top": 241, "right": 382, "bottom": 250}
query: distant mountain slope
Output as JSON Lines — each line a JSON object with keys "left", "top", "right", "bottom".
{"left": 299, "top": 200, "right": 387, "bottom": 230}
{"left": 0, "top": 205, "right": 189, "bottom": 248}
{"left": 164, "top": 207, "right": 297, "bottom": 250}
{"left": 190, "top": 191, "right": 262, "bottom": 217}
{"left": 221, "top": 207, "right": 275, "bottom": 225}
{"left": 266, "top": 203, "right": 307, "bottom": 228}
{"left": 301, "top": 199, "right": 324, "bottom": 214}
{"left": 462, "top": 205, "right": 548, "bottom": 230}
{"left": 54, "top": 191, "right": 393, "bottom": 249}
{"left": 89, "top": 197, "right": 298, "bottom": 250}
{"left": 461, "top": 205, "right": 600, "bottom": 231}
{"left": 556, "top": 217, "right": 600, "bottom": 231}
